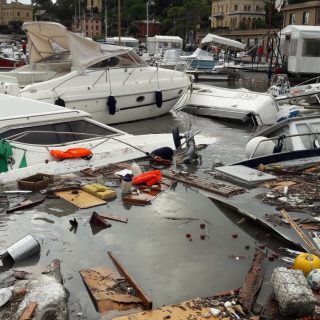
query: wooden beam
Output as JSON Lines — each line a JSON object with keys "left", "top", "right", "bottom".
{"left": 107, "top": 251, "right": 152, "bottom": 310}
{"left": 20, "top": 302, "right": 38, "bottom": 320}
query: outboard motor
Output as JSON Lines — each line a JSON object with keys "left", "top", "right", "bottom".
{"left": 172, "top": 127, "right": 201, "bottom": 165}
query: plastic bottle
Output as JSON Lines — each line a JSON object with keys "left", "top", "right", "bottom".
{"left": 131, "top": 162, "right": 142, "bottom": 177}
{"left": 121, "top": 174, "right": 132, "bottom": 194}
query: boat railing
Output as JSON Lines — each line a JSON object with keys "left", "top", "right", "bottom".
{"left": 249, "top": 132, "right": 320, "bottom": 159}
{"left": 296, "top": 75, "right": 320, "bottom": 87}
{"left": 5, "top": 130, "right": 122, "bottom": 146}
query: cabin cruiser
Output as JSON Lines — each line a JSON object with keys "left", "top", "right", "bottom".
{"left": 0, "top": 44, "right": 26, "bottom": 70}
{"left": 0, "top": 22, "right": 191, "bottom": 125}
{"left": 0, "top": 94, "right": 215, "bottom": 184}
{"left": 174, "top": 83, "right": 284, "bottom": 126}
{"left": 241, "top": 114, "right": 320, "bottom": 168}
{"left": 181, "top": 48, "right": 218, "bottom": 70}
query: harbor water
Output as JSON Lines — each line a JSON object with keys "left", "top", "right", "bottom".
{"left": 0, "top": 72, "right": 293, "bottom": 319}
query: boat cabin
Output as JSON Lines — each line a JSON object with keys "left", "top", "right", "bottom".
{"left": 105, "top": 37, "right": 139, "bottom": 52}
{"left": 281, "top": 25, "right": 320, "bottom": 76}
{"left": 147, "top": 35, "right": 183, "bottom": 57}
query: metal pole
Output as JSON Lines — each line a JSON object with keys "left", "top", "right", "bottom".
{"left": 146, "top": 1, "right": 149, "bottom": 38}
{"left": 105, "top": 0, "right": 107, "bottom": 39}
{"left": 118, "top": 0, "right": 121, "bottom": 45}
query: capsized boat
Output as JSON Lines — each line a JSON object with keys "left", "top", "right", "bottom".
{"left": 0, "top": 95, "right": 215, "bottom": 184}
{"left": 175, "top": 83, "right": 281, "bottom": 126}
{"left": 0, "top": 22, "right": 191, "bottom": 125}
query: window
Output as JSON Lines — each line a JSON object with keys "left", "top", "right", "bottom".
{"left": 0, "top": 120, "right": 116, "bottom": 145}
{"left": 303, "top": 11, "right": 310, "bottom": 25}
{"left": 302, "top": 39, "right": 320, "bottom": 57}
{"left": 17, "top": 11, "right": 20, "bottom": 17}
{"left": 234, "top": 5, "right": 238, "bottom": 11}
{"left": 289, "top": 38, "right": 298, "bottom": 56}
{"left": 256, "top": 6, "right": 259, "bottom": 11}
{"left": 290, "top": 13, "right": 296, "bottom": 24}
{"left": 26, "top": 12, "right": 29, "bottom": 17}
{"left": 296, "top": 123, "right": 319, "bottom": 149}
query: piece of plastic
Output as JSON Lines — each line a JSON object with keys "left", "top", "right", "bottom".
{"left": 132, "top": 170, "right": 161, "bottom": 186}
{"left": 131, "top": 162, "right": 142, "bottom": 177}
{"left": 0, "top": 288, "right": 12, "bottom": 307}
{"left": 50, "top": 148, "right": 92, "bottom": 159}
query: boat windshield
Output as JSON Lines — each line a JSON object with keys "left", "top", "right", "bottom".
{"left": 0, "top": 120, "right": 119, "bottom": 145}
{"left": 89, "top": 51, "right": 147, "bottom": 69}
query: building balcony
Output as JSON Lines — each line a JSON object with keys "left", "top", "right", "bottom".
{"left": 212, "top": 12, "right": 224, "bottom": 18}
{"left": 229, "top": 10, "right": 265, "bottom": 16}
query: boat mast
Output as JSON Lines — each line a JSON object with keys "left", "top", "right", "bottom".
{"left": 118, "top": 0, "right": 121, "bottom": 45}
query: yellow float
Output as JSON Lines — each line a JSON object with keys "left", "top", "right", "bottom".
{"left": 293, "top": 253, "right": 320, "bottom": 276}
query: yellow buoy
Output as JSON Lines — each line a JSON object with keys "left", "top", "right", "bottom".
{"left": 293, "top": 253, "right": 320, "bottom": 276}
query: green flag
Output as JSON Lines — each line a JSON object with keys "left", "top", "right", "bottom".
{"left": 19, "top": 151, "right": 27, "bottom": 169}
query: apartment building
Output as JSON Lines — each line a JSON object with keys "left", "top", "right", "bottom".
{"left": 282, "top": 1, "right": 320, "bottom": 26}
{"left": 211, "top": 0, "right": 266, "bottom": 30}
{"left": 0, "top": 0, "right": 33, "bottom": 25}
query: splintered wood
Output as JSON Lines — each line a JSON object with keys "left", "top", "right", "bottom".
{"left": 238, "top": 249, "right": 264, "bottom": 312}
{"left": 79, "top": 267, "right": 144, "bottom": 313}
{"left": 162, "top": 170, "right": 246, "bottom": 197}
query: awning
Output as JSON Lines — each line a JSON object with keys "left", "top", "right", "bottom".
{"left": 201, "top": 33, "right": 245, "bottom": 50}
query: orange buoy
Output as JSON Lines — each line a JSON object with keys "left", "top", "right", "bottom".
{"left": 50, "top": 148, "right": 93, "bottom": 159}
{"left": 293, "top": 253, "right": 320, "bottom": 276}
{"left": 132, "top": 170, "right": 162, "bottom": 186}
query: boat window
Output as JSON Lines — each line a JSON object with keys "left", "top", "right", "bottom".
{"left": 289, "top": 39, "right": 298, "bottom": 56}
{"left": 0, "top": 120, "right": 116, "bottom": 145}
{"left": 310, "top": 122, "right": 320, "bottom": 132}
{"left": 296, "top": 123, "right": 314, "bottom": 149}
{"left": 89, "top": 52, "right": 147, "bottom": 69}
{"left": 302, "top": 39, "right": 320, "bottom": 57}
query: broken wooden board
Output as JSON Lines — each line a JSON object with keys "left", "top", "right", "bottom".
{"left": 19, "top": 302, "right": 38, "bottom": 320}
{"left": 162, "top": 170, "right": 245, "bottom": 197}
{"left": 6, "top": 196, "right": 45, "bottom": 214}
{"left": 237, "top": 249, "right": 264, "bottom": 312}
{"left": 79, "top": 267, "right": 144, "bottom": 313}
{"left": 97, "top": 212, "right": 128, "bottom": 223}
{"left": 108, "top": 252, "right": 152, "bottom": 310}
{"left": 112, "top": 293, "right": 239, "bottom": 320}
{"left": 55, "top": 189, "right": 106, "bottom": 209}
{"left": 123, "top": 179, "right": 173, "bottom": 206}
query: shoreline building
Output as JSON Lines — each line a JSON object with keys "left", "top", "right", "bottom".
{"left": 282, "top": 1, "right": 320, "bottom": 26}
{"left": 0, "top": 0, "right": 33, "bottom": 25}
{"left": 210, "top": 0, "right": 266, "bottom": 30}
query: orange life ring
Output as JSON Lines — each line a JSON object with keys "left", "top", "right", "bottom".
{"left": 50, "top": 148, "right": 93, "bottom": 159}
{"left": 132, "top": 170, "right": 162, "bottom": 186}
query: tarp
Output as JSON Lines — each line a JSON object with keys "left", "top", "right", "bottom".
{"left": 23, "top": 22, "right": 69, "bottom": 63}
{"left": 22, "top": 21, "right": 132, "bottom": 72}
{"left": 148, "top": 35, "right": 183, "bottom": 44}
{"left": 180, "top": 48, "right": 213, "bottom": 61}
{"left": 201, "top": 33, "right": 245, "bottom": 50}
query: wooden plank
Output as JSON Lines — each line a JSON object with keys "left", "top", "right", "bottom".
{"left": 162, "top": 170, "right": 245, "bottom": 197}
{"left": 98, "top": 212, "right": 128, "bottom": 223}
{"left": 108, "top": 251, "right": 152, "bottom": 310}
{"left": 20, "top": 302, "right": 37, "bottom": 320}
{"left": 55, "top": 189, "right": 106, "bottom": 209}
{"left": 6, "top": 197, "right": 45, "bottom": 214}
{"left": 79, "top": 267, "right": 143, "bottom": 313}
{"left": 280, "top": 209, "right": 320, "bottom": 256}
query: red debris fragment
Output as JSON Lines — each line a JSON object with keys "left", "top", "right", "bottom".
{"left": 200, "top": 223, "right": 206, "bottom": 229}
{"left": 232, "top": 233, "right": 238, "bottom": 238}
{"left": 200, "top": 234, "right": 206, "bottom": 240}
{"left": 186, "top": 233, "right": 191, "bottom": 239}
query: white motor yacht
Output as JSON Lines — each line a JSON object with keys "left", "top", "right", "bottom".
{"left": 0, "top": 94, "right": 215, "bottom": 184}
{"left": 0, "top": 22, "right": 191, "bottom": 125}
